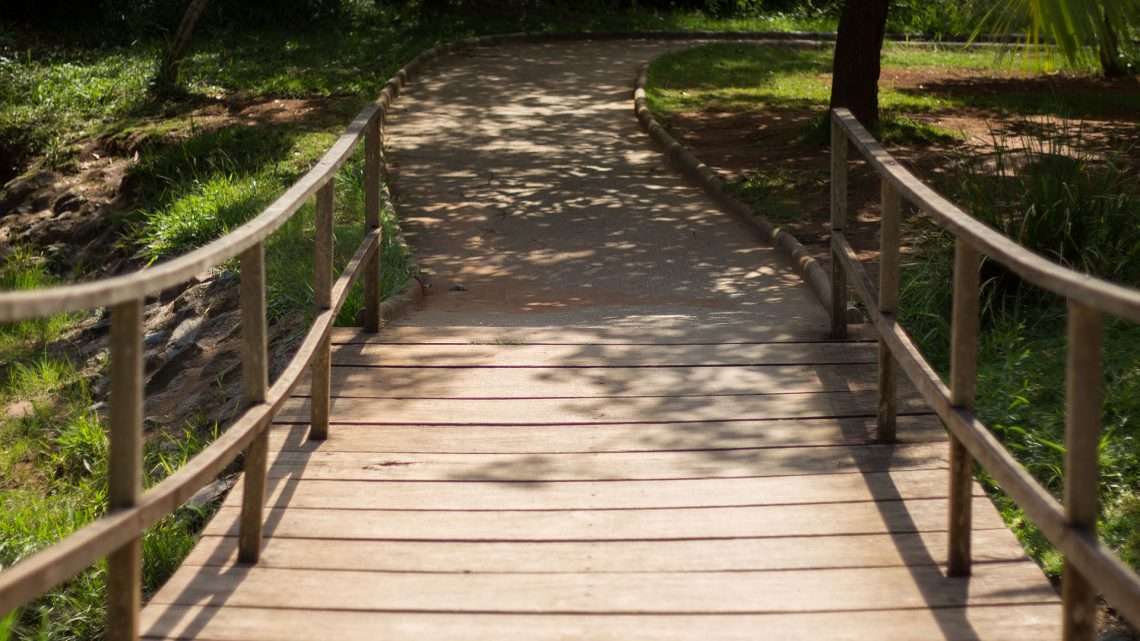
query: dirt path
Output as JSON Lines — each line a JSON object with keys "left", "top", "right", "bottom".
{"left": 385, "top": 39, "right": 828, "bottom": 332}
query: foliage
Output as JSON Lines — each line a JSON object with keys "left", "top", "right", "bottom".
{"left": 0, "top": 47, "right": 155, "bottom": 171}
{"left": 950, "top": 122, "right": 1140, "bottom": 307}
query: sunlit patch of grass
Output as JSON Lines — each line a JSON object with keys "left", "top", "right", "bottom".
{"left": 0, "top": 250, "right": 76, "bottom": 362}
{"left": 0, "top": 45, "right": 156, "bottom": 168}
{"left": 647, "top": 42, "right": 1136, "bottom": 121}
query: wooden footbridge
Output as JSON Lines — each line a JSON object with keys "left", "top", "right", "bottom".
{"left": 2, "top": 36, "right": 1139, "bottom": 641}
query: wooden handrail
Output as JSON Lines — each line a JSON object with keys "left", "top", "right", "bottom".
{"left": 0, "top": 33, "right": 436, "bottom": 640}
{"left": 829, "top": 108, "right": 1140, "bottom": 639}
{"left": 830, "top": 109, "right": 1140, "bottom": 324}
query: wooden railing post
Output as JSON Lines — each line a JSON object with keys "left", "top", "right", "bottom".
{"left": 830, "top": 112, "right": 848, "bottom": 339}
{"left": 237, "top": 243, "right": 269, "bottom": 564}
{"left": 1062, "top": 300, "right": 1103, "bottom": 641}
{"left": 948, "top": 239, "right": 981, "bottom": 577}
{"left": 106, "top": 299, "right": 143, "bottom": 641}
{"left": 362, "top": 115, "right": 382, "bottom": 333}
{"left": 310, "top": 182, "right": 334, "bottom": 441}
{"left": 877, "top": 181, "right": 901, "bottom": 443}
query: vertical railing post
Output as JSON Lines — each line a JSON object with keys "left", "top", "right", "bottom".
{"left": 238, "top": 242, "right": 269, "bottom": 563}
{"left": 1062, "top": 300, "right": 1103, "bottom": 641}
{"left": 310, "top": 182, "right": 334, "bottom": 441}
{"left": 106, "top": 299, "right": 143, "bottom": 641}
{"left": 948, "top": 239, "right": 980, "bottom": 576}
{"left": 362, "top": 114, "right": 382, "bottom": 333}
{"left": 877, "top": 181, "right": 901, "bottom": 443}
{"left": 830, "top": 111, "right": 848, "bottom": 339}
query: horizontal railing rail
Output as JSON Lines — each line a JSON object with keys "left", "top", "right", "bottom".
{"left": 829, "top": 107, "right": 1140, "bottom": 641}
{"left": 0, "top": 35, "right": 476, "bottom": 641}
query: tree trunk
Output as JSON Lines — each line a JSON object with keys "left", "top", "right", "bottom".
{"left": 829, "top": 0, "right": 890, "bottom": 127}
{"left": 154, "top": 0, "right": 211, "bottom": 94}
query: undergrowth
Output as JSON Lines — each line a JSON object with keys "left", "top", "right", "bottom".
{"left": 898, "top": 128, "right": 1140, "bottom": 577}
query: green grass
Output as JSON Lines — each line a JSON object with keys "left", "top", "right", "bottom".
{"left": 0, "top": 251, "right": 220, "bottom": 641}
{"left": 0, "top": 46, "right": 156, "bottom": 170}
{"left": 646, "top": 42, "right": 1133, "bottom": 120}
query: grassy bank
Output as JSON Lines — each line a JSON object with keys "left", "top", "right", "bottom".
{"left": 645, "top": 42, "right": 1140, "bottom": 586}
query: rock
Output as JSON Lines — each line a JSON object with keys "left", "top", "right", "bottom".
{"left": 5, "top": 400, "right": 34, "bottom": 420}
{"left": 186, "top": 476, "right": 236, "bottom": 510}
{"left": 449, "top": 283, "right": 468, "bottom": 291}
{"left": 52, "top": 193, "right": 84, "bottom": 213}
{"left": 144, "top": 330, "right": 171, "bottom": 349}
{"left": 168, "top": 316, "right": 205, "bottom": 349}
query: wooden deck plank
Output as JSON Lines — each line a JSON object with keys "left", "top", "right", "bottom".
{"left": 327, "top": 342, "right": 877, "bottom": 368}
{"left": 147, "top": 562, "right": 1058, "bottom": 613}
{"left": 265, "top": 416, "right": 947, "bottom": 454}
{"left": 331, "top": 324, "right": 880, "bottom": 345}
{"left": 256, "top": 442, "right": 950, "bottom": 481}
{"left": 276, "top": 391, "right": 931, "bottom": 424}
{"left": 142, "top": 604, "right": 1062, "bottom": 641}
{"left": 182, "top": 528, "right": 1030, "bottom": 573}
{"left": 224, "top": 467, "right": 967, "bottom": 510}
{"left": 308, "top": 362, "right": 919, "bottom": 398}
{"left": 200, "top": 497, "right": 1008, "bottom": 540}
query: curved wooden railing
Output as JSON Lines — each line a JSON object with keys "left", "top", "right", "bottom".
{"left": 829, "top": 107, "right": 1140, "bottom": 640}
{"left": 0, "top": 35, "right": 481, "bottom": 641}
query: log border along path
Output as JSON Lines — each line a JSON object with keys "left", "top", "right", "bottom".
{"left": 4, "top": 34, "right": 1137, "bottom": 641}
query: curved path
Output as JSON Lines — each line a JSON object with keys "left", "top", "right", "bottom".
{"left": 140, "top": 40, "right": 1060, "bottom": 640}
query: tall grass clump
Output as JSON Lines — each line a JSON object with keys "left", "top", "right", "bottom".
{"left": 897, "top": 121, "right": 1140, "bottom": 576}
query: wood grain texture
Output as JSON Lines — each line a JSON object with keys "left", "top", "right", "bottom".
{"left": 877, "top": 180, "right": 901, "bottom": 442}
{"left": 830, "top": 115, "right": 849, "bottom": 338}
{"left": 147, "top": 562, "right": 1057, "bottom": 613}
{"left": 326, "top": 341, "right": 877, "bottom": 368}
{"left": 199, "top": 497, "right": 1009, "bottom": 540}
{"left": 331, "top": 324, "right": 879, "bottom": 345}
{"left": 948, "top": 239, "right": 981, "bottom": 577}
{"left": 276, "top": 391, "right": 930, "bottom": 425}
{"left": 107, "top": 299, "right": 144, "bottom": 641}
{"left": 237, "top": 244, "right": 269, "bottom": 564}
{"left": 142, "top": 605, "right": 1062, "bottom": 641}
{"left": 1062, "top": 301, "right": 1103, "bottom": 641}
{"left": 224, "top": 466, "right": 972, "bottom": 511}
{"left": 255, "top": 442, "right": 951, "bottom": 482}
{"left": 308, "top": 362, "right": 910, "bottom": 399}
{"left": 182, "top": 528, "right": 1026, "bottom": 573}
{"left": 264, "top": 416, "right": 946, "bottom": 454}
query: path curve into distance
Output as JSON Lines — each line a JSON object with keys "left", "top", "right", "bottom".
{"left": 386, "top": 39, "right": 828, "bottom": 331}
{"left": 139, "top": 39, "right": 1061, "bottom": 641}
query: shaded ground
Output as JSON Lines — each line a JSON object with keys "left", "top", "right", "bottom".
{"left": 658, "top": 68, "right": 1140, "bottom": 279}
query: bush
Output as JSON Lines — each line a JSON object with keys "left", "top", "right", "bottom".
{"left": 952, "top": 122, "right": 1140, "bottom": 310}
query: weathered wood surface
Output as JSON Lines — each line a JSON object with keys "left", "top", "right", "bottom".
{"left": 142, "top": 325, "right": 1060, "bottom": 639}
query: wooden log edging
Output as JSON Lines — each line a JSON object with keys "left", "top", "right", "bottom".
{"left": 633, "top": 61, "right": 859, "bottom": 322}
